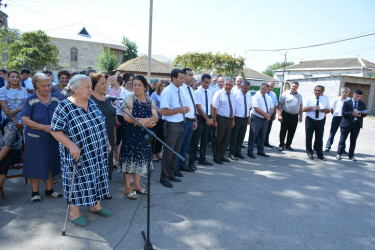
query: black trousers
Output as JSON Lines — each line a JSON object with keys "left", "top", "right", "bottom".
{"left": 264, "top": 113, "right": 275, "bottom": 145}
{"left": 325, "top": 116, "right": 342, "bottom": 149}
{"left": 189, "top": 115, "right": 211, "bottom": 163}
{"left": 279, "top": 111, "right": 299, "bottom": 147}
{"left": 305, "top": 117, "right": 325, "bottom": 157}
{"left": 151, "top": 119, "right": 164, "bottom": 154}
{"left": 337, "top": 121, "right": 360, "bottom": 158}
{"left": 160, "top": 121, "right": 183, "bottom": 180}
{"left": 229, "top": 116, "right": 248, "bottom": 155}
{"left": 214, "top": 115, "right": 232, "bottom": 160}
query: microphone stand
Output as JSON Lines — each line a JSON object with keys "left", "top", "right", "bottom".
{"left": 111, "top": 100, "right": 184, "bottom": 250}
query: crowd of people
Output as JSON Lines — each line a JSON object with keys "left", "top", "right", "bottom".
{"left": 0, "top": 66, "right": 367, "bottom": 227}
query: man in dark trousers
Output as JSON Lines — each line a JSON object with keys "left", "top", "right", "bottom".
{"left": 303, "top": 85, "right": 330, "bottom": 161}
{"left": 188, "top": 74, "right": 214, "bottom": 169}
{"left": 159, "top": 69, "right": 190, "bottom": 188}
{"left": 336, "top": 89, "right": 367, "bottom": 161}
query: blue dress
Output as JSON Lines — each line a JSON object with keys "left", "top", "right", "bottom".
{"left": 51, "top": 99, "right": 110, "bottom": 206}
{"left": 119, "top": 95, "right": 155, "bottom": 175}
{"left": 22, "top": 94, "right": 61, "bottom": 180}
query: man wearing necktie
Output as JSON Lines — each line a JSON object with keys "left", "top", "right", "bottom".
{"left": 303, "top": 85, "right": 330, "bottom": 160}
{"left": 174, "top": 68, "right": 198, "bottom": 176}
{"left": 264, "top": 81, "right": 278, "bottom": 148}
{"left": 229, "top": 80, "right": 252, "bottom": 160}
{"left": 247, "top": 83, "right": 274, "bottom": 159}
{"left": 336, "top": 89, "right": 367, "bottom": 161}
{"left": 212, "top": 79, "right": 236, "bottom": 164}
{"left": 159, "top": 69, "right": 189, "bottom": 188}
{"left": 188, "top": 74, "right": 214, "bottom": 169}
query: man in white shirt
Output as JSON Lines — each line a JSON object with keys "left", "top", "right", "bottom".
{"left": 264, "top": 81, "right": 278, "bottom": 148}
{"left": 211, "top": 76, "right": 224, "bottom": 95}
{"left": 229, "top": 80, "right": 252, "bottom": 160}
{"left": 212, "top": 79, "right": 236, "bottom": 164}
{"left": 189, "top": 74, "right": 214, "bottom": 168}
{"left": 247, "top": 83, "right": 274, "bottom": 158}
{"left": 174, "top": 68, "right": 198, "bottom": 176}
{"left": 159, "top": 69, "right": 190, "bottom": 188}
{"left": 324, "top": 87, "right": 350, "bottom": 152}
{"left": 20, "top": 68, "right": 35, "bottom": 96}
{"left": 303, "top": 85, "right": 330, "bottom": 161}
{"left": 231, "top": 76, "right": 243, "bottom": 93}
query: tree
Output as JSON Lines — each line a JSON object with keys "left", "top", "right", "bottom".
{"left": 172, "top": 52, "right": 245, "bottom": 77}
{"left": 121, "top": 36, "right": 138, "bottom": 62}
{"left": 262, "top": 61, "right": 294, "bottom": 77}
{"left": 0, "top": 28, "right": 58, "bottom": 72}
{"left": 96, "top": 46, "right": 119, "bottom": 72}
{"left": 370, "top": 70, "right": 375, "bottom": 78}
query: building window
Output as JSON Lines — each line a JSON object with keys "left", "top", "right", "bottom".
{"left": 70, "top": 47, "right": 78, "bottom": 67}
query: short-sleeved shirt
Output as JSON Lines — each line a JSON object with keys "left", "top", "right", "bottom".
{"left": 267, "top": 91, "right": 278, "bottom": 109}
{"left": 0, "top": 87, "right": 28, "bottom": 123}
{"left": 279, "top": 91, "right": 303, "bottom": 115}
{"left": 213, "top": 88, "right": 236, "bottom": 118}
{"left": 0, "top": 76, "right": 5, "bottom": 88}
{"left": 160, "top": 83, "right": 184, "bottom": 122}
{"left": 180, "top": 83, "right": 197, "bottom": 119}
{"left": 234, "top": 89, "right": 252, "bottom": 118}
{"left": 331, "top": 96, "right": 350, "bottom": 116}
{"left": 195, "top": 86, "right": 213, "bottom": 116}
{"left": 304, "top": 95, "right": 330, "bottom": 120}
{"left": 251, "top": 91, "right": 273, "bottom": 118}
{"left": 151, "top": 92, "right": 162, "bottom": 118}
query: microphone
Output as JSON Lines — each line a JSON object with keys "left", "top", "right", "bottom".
{"left": 105, "top": 95, "right": 123, "bottom": 101}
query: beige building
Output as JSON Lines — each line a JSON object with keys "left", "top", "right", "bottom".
{"left": 45, "top": 23, "right": 127, "bottom": 72}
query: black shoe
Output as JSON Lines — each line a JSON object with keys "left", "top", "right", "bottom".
{"left": 180, "top": 166, "right": 195, "bottom": 172}
{"left": 343, "top": 151, "right": 349, "bottom": 155}
{"left": 324, "top": 148, "right": 330, "bottom": 152}
{"left": 160, "top": 179, "right": 173, "bottom": 188}
{"left": 264, "top": 143, "right": 273, "bottom": 148}
{"left": 257, "top": 152, "right": 269, "bottom": 157}
{"left": 336, "top": 154, "right": 341, "bottom": 160}
{"left": 169, "top": 176, "right": 182, "bottom": 182}
{"left": 221, "top": 157, "right": 230, "bottom": 162}
{"left": 188, "top": 163, "right": 197, "bottom": 170}
{"left": 229, "top": 154, "right": 238, "bottom": 161}
{"left": 285, "top": 146, "right": 294, "bottom": 151}
{"left": 318, "top": 156, "right": 326, "bottom": 161}
{"left": 198, "top": 159, "right": 213, "bottom": 166}
{"left": 307, "top": 153, "right": 314, "bottom": 160}
{"left": 213, "top": 159, "right": 223, "bottom": 165}
{"left": 241, "top": 145, "right": 246, "bottom": 148}
{"left": 278, "top": 146, "right": 284, "bottom": 151}
{"left": 349, "top": 157, "right": 357, "bottom": 162}
{"left": 247, "top": 152, "right": 255, "bottom": 159}
{"left": 174, "top": 171, "right": 184, "bottom": 177}
{"left": 235, "top": 153, "right": 245, "bottom": 159}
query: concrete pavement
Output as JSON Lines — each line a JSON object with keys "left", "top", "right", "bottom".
{"left": 1, "top": 116, "right": 375, "bottom": 249}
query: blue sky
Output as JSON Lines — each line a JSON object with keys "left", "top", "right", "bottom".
{"left": 3, "top": 0, "right": 375, "bottom": 72}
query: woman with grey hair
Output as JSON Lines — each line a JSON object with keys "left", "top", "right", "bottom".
{"left": 51, "top": 74, "right": 112, "bottom": 227}
{"left": 22, "top": 73, "right": 62, "bottom": 202}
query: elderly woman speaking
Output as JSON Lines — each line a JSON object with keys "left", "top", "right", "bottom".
{"left": 51, "top": 74, "right": 112, "bottom": 227}
{"left": 22, "top": 73, "right": 62, "bottom": 202}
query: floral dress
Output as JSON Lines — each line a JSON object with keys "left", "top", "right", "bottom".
{"left": 118, "top": 95, "right": 155, "bottom": 175}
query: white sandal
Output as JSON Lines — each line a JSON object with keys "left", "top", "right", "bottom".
{"left": 48, "top": 191, "right": 63, "bottom": 198}
{"left": 31, "top": 195, "right": 41, "bottom": 202}
{"left": 125, "top": 191, "right": 138, "bottom": 199}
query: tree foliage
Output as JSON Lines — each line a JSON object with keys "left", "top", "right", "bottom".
{"left": 262, "top": 61, "right": 294, "bottom": 77}
{"left": 121, "top": 36, "right": 138, "bottom": 62}
{"left": 0, "top": 28, "right": 58, "bottom": 73}
{"left": 96, "top": 46, "right": 119, "bottom": 72}
{"left": 172, "top": 52, "right": 245, "bottom": 77}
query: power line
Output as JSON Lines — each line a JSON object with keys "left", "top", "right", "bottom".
{"left": 245, "top": 32, "right": 375, "bottom": 52}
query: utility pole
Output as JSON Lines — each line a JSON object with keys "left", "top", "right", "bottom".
{"left": 281, "top": 52, "right": 287, "bottom": 94}
{"left": 147, "top": 0, "right": 153, "bottom": 84}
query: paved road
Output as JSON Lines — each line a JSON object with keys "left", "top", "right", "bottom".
{"left": 1, "top": 116, "right": 375, "bottom": 249}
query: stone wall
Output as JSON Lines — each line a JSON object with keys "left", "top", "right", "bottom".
{"left": 50, "top": 37, "right": 124, "bottom": 72}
